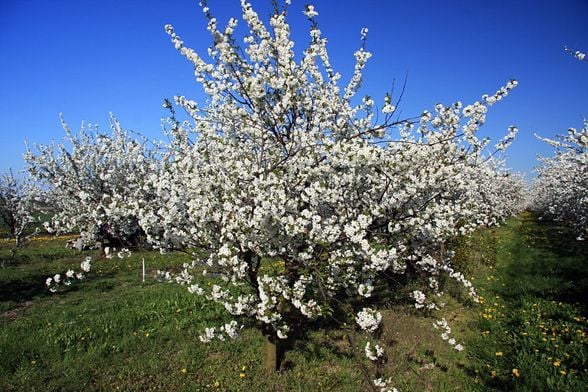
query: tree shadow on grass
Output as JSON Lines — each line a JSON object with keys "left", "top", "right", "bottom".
{"left": 0, "top": 273, "right": 55, "bottom": 306}
{"left": 510, "top": 214, "right": 588, "bottom": 307}
{"left": 0, "top": 269, "right": 121, "bottom": 313}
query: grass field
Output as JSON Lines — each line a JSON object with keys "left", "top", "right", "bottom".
{"left": 0, "top": 213, "right": 586, "bottom": 391}
{"left": 466, "top": 212, "right": 588, "bottom": 391}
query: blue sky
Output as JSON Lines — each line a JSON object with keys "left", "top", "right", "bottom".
{"left": 1, "top": 0, "right": 587, "bottom": 179}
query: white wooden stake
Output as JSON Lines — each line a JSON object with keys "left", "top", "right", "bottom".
{"left": 142, "top": 258, "right": 146, "bottom": 283}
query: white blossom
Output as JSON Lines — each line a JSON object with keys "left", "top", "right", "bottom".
{"left": 365, "top": 341, "right": 385, "bottom": 361}
{"left": 373, "top": 377, "right": 398, "bottom": 392}
{"left": 433, "top": 318, "right": 465, "bottom": 351}
{"left": 411, "top": 290, "right": 426, "bottom": 309}
{"left": 80, "top": 257, "right": 92, "bottom": 272}
{"left": 303, "top": 5, "right": 318, "bottom": 18}
{"left": 199, "top": 327, "right": 216, "bottom": 343}
{"left": 356, "top": 308, "right": 382, "bottom": 333}
{"left": 565, "top": 45, "right": 587, "bottom": 62}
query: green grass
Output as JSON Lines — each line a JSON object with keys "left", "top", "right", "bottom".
{"left": 466, "top": 211, "right": 588, "bottom": 391}
{"left": 0, "top": 236, "right": 476, "bottom": 391}
{"left": 1, "top": 213, "right": 586, "bottom": 391}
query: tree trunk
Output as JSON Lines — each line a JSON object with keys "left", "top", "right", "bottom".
{"left": 439, "top": 241, "right": 446, "bottom": 260}
{"left": 263, "top": 333, "right": 278, "bottom": 373}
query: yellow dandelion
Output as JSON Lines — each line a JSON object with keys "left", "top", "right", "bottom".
{"left": 181, "top": 368, "right": 187, "bottom": 374}
{"left": 553, "top": 360, "right": 561, "bottom": 367}
{"left": 241, "top": 365, "right": 247, "bottom": 371}
{"left": 239, "top": 373, "right": 246, "bottom": 379}
{"left": 213, "top": 380, "right": 220, "bottom": 388}
{"left": 31, "top": 360, "right": 37, "bottom": 365}
{"left": 490, "top": 370, "right": 497, "bottom": 378}
{"left": 512, "top": 368, "right": 520, "bottom": 378}
{"left": 495, "top": 351, "right": 504, "bottom": 357}
{"left": 560, "top": 370, "right": 567, "bottom": 376}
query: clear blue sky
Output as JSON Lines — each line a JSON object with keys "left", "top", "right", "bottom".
{"left": 1, "top": 0, "right": 587, "bottom": 179}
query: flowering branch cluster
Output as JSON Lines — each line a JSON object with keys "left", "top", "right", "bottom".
{"left": 46, "top": 256, "right": 92, "bottom": 292}
{"left": 532, "top": 120, "right": 588, "bottom": 239}
{"left": 356, "top": 308, "right": 382, "bottom": 334}
{"left": 433, "top": 318, "right": 464, "bottom": 351}
{"left": 564, "top": 45, "right": 587, "bottom": 62}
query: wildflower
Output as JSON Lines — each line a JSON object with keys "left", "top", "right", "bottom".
{"left": 512, "top": 368, "right": 520, "bottom": 377}
{"left": 553, "top": 359, "right": 561, "bottom": 367}
{"left": 495, "top": 351, "right": 503, "bottom": 357}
